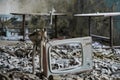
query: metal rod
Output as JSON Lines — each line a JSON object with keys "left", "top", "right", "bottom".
{"left": 91, "top": 34, "right": 110, "bottom": 40}
{"left": 88, "top": 16, "right": 91, "bottom": 36}
{"left": 22, "top": 14, "right": 25, "bottom": 41}
{"left": 55, "top": 15, "right": 58, "bottom": 38}
{"left": 0, "top": 17, "right": 3, "bottom": 28}
{"left": 0, "top": 17, "right": 4, "bottom": 28}
{"left": 109, "top": 16, "right": 114, "bottom": 49}
{"left": 98, "top": 46, "right": 120, "bottom": 49}
{"left": 0, "top": 17, "right": 1, "bottom": 22}
{"left": 50, "top": 11, "right": 53, "bottom": 25}
{"left": 113, "top": 46, "right": 120, "bottom": 48}
{"left": 32, "top": 44, "right": 36, "bottom": 74}
{"left": 0, "top": 17, "right": 2, "bottom": 26}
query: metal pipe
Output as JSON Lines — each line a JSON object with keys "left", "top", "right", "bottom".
{"left": 22, "top": 14, "right": 25, "bottom": 41}
{"left": 50, "top": 11, "right": 53, "bottom": 25}
{"left": 88, "top": 16, "right": 91, "bottom": 36}
{"left": 91, "top": 34, "right": 110, "bottom": 40}
{"left": 55, "top": 15, "right": 58, "bottom": 38}
{"left": 109, "top": 16, "right": 114, "bottom": 49}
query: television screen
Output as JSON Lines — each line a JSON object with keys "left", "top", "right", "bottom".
{"left": 43, "top": 37, "right": 93, "bottom": 78}
{"left": 50, "top": 42, "right": 82, "bottom": 72}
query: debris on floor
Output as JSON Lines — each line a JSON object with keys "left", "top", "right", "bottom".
{"left": 0, "top": 41, "right": 119, "bottom": 80}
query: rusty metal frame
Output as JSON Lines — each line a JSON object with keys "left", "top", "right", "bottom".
{"left": 11, "top": 12, "right": 67, "bottom": 40}
{"left": 89, "top": 16, "right": 114, "bottom": 49}
{"left": 74, "top": 12, "right": 120, "bottom": 49}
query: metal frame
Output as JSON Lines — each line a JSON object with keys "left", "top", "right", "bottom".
{"left": 3, "top": 12, "right": 120, "bottom": 48}
{"left": 11, "top": 12, "right": 67, "bottom": 41}
{"left": 74, "top": 12, "right": 120, "bottom": 49}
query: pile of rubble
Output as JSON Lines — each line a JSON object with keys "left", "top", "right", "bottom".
{"left": 55, "top": 42, "right": 120, "bottom": 80}
{"left": 0, "top": 41, "right": 119, "bottom": 80}
{"left": 90, "top": 42, "right": 120, "bottom": 80}
{"left": 0, "top": 41, "right": 41, "bottom": 80}
{"left": 55, "top": 57, "right": 120, "bottom": 80}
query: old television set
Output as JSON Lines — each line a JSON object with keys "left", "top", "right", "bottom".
{"left": 42, "top": 37, "right": 93, "bottom": 78}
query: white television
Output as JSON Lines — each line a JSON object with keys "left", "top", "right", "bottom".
{"left": 42, "top": 37, "right": 93, "bottom": 79}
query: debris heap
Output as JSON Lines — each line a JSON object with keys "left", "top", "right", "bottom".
{"left": 0, "top": 41, "right": 119, "bottom": 80}
{"left": 0, "top": 41, "right": 41, "bottom": 80}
